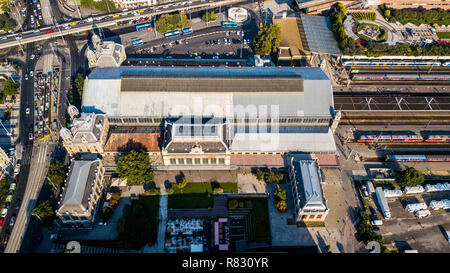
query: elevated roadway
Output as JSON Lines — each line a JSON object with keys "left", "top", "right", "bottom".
{"left": 0, "top": 0, "right": 249, "bottom": 49}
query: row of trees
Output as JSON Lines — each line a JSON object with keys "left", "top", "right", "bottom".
{"left": 69, "top": 73, "right": 85, "bottom": 110}
{"left": 274, "top": 186, "right": 287, "bottom": 213}
{"left": 330, "top": 3, "right": 365, "bottom": 55}
{"left": 155, "top": 12, "right": 190, "bottom": 33}
{"left": 255, "top": 169, "right": 284, "bottom": 183}
{"left": 391, "top": 8, "right": 450, "bottom": 26}
{"left": 0, "top": 178, "right": 11, "bottom": 209}
{"left": 201, "top": 11, "right": 216, "bottom": 23}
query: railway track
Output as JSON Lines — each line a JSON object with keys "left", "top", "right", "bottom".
{"left": 344, "top": 80, "right": 450, "bottom": 85}
{"left": 346, "top": 66, "right": 450, "bottom": 72}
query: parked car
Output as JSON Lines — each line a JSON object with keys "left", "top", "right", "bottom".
{"left": 1, "top": 208, "right": 7, "bottom": 218}
{"left": 10, "top": 216, "right": 15, "bottom": 226}
{"left": 15, "top": 199, "right": 21, "bottom": 210}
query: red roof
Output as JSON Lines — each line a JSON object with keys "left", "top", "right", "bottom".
{"left": 314, "top": 154, "right": 340, "bottom": 166}
{"left": 104, "top": 133, "right": 161, "bottom": 152}
{"left": 230, "top": 154, "right": 285, "bottom": 166}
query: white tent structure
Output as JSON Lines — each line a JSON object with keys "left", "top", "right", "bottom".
{"left": 406, "top": 202, "right": 427, "bottom": 213}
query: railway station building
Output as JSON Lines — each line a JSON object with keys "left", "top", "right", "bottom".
{"left": 80, "top": 66, "right": 338, "bottom": 169}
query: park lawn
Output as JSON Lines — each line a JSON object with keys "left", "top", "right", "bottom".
{"left": 117, "top": 195, "right": 160, "bottom": 250}
{"left": 229, "top": 197, "right": 271, "bottom": 242}
{"left": 168, "top": 182, "right": 238, "bottom": 209}
{"left": 437, "top": 32, "right": 450, "bottom": 39}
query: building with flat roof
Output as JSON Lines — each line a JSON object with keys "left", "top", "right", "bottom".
{"left": 81, "top": 66, "right": 337, "bottom": 169}
{"left": 288, "top": 158, "right": 329, "bottom": 222}
{"left": 56, "top": 158, "right": 105, "bottom": 226}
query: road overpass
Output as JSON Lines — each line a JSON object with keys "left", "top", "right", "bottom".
{"left": 0, "top": 0, "right": 250, "bottom": 50}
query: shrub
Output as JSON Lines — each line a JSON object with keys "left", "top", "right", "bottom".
{"left": 276, "top": 200, "right": 287, "bottom": 213}
{"left": 228, "top": 199, "right": 238, "bottom": 209}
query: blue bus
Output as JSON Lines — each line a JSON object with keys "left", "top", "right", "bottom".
{"left": 164, "top": 30, "right": 180, "bottom": 39}
{"left": 131, "top": 39, "right": 144, "bottom": 46}
{"left": 136, "top": 23, "right": 152, "bottom": 31}
{"left": 182, "top": 27, "right": 193, "bottom": 35}
{"left": 221, "top": 21, "right": 238, "bottom": 27}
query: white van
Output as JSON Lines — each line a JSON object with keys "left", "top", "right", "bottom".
{"left": 370, "top": 220, "right": 383, "bottom": 226}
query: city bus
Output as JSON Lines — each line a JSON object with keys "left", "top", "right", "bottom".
{"left": 164, "top": 30, "right": 181, "bottom": 39}
{"left": 221, "top": 21, "right": 238, "bottom": 27}
{"left": 131, "top": 38, "right": 144, "bottom": 46}
{"left": 136, "top": 23, "right": 152, "bottom": 31}
{"left": 182, "top": 27, "right": 193, "bottom": 35}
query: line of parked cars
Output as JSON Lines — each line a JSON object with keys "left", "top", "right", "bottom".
{"left": 0, "top": 176, "right": 20, "bottom": 230}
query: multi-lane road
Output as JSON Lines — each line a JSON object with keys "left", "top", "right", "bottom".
{"left": 0, "top": 0, "right": 250, "bottom": 49}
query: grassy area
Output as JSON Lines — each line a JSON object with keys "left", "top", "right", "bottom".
{"left": 117, "top": 195, "right": 160, "bottom": 250}
{"left": 229, "top": 197, "right": 271, "bottom": 242}
{"left": 168, "top": 182, "right": 237, "bottom": 209}
{"left": 437, "top": 32, "right": 450, "bottom": 39}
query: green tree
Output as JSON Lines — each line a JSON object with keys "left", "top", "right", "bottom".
{"left": 397, "top": 167, "right": 424, "bottom": 187}
{"left": 155, "top": 12, "right": 190, "bottom": 33}
{"left": 274, "top": 186, "right": 286, "bottom": 202}
{"left": 32, "top": 200, "right": 55, "bottom": 225}
{"left": 276, "top": 200, "right": 287, "bottom": 213}
{"left": 202, "top": 11, "right": 216, "bottom": 22}
{"left": 265, "top": 171, "right": 284, "bottom": 183}
{"left": 117, "top": 150, "right": 154, "bottom": 185}
{"left": 2, "top": 79, "right": 18, "bottom": 96}
{"left": 70, "top": 73, "right": 84, "bottom": 109}
{"left": 48, "top": 161, "right": 67, "bottom": 188}
{"left": 0, "top": 0, "right": 12, "bottom": 13}
{"left": 256, "top": 169, "right": 266, "bottom": 181}
{"left": 253, "top": 24, "right": 282, "bottom": 56}
{"left": 384, "top": 9, "right": 391, "bottom": 19}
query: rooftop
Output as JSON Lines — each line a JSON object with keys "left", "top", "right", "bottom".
{"left": 70, "top": 113, "right": 106, "bottom": 144}
{"left": 58, "top": 159, "right": 101, "bottom": 215}
{"left": 291, "top": 158, "right": 328, "bottom": 212}
{"left": 82, "top": 66, "right": 333, "bottom": 118}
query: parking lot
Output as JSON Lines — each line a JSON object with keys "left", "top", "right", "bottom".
{"left": 130, "top": 29, "right": 255, "bottom": 59}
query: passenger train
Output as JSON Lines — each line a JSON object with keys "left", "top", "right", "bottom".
{"left": 386, "top": 154, "right": 450, "bottom": 162}
{"left": 357, "top": 134, "right": 450, "bottom": 143}
{"left": 342, "top": 57, "right": 450, "bottom": 67}
{"left": 351, "top": 74, "right": 450, "bottom": 81}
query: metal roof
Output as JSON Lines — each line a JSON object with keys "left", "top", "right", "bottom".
{"left": 120, "top": 74, "right": 304, "bottom": 93}
{"left": 82, "top": 67, "right": 333, "bottom": 118}
{"left": 58, "top": 160, "right": 100, "bottom": 214}
{"left": 300, "top": 14, "right": 341, "bottom": 55}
